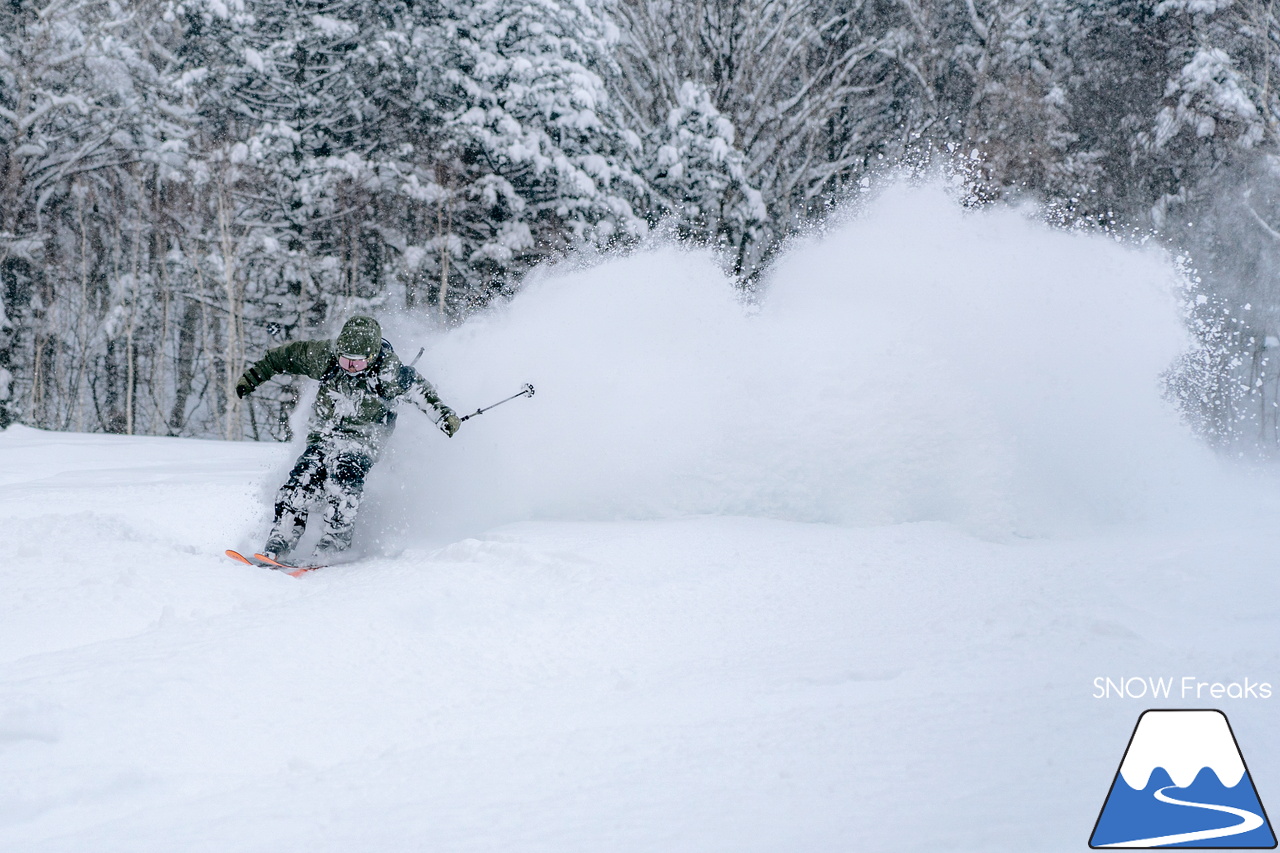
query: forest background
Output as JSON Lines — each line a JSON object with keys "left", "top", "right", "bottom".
{"left": 3, "top": 0, "right": 1279, "bottom": 445}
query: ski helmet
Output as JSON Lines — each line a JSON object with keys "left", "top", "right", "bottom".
{"left": 336, "top": 316, "right": 382, "bottom": 359}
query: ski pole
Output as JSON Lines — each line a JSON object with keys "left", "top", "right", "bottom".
{"left": 409, "top": 347, "right": 425, "bottom": 367}
{"left": 459, "top": 383, "right": 535, "bottom": 422}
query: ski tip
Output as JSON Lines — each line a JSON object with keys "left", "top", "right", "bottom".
{"left": 226, "top": 549, "right": 256, "bottom": 565}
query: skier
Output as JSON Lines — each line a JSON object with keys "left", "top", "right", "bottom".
{"left": 234, "top": 315, "right": 461, "bottom": 563}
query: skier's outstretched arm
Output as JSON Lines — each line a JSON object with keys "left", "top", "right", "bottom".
{"left": 236, "top": 340, "right": 334, "bottom": 398}
{"left": 398, "top": 365, "right": 462, "bottom": 437}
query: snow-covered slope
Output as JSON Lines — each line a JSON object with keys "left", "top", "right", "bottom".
{"left": 2, "top": 185, "right": 1279, "bottom": 852}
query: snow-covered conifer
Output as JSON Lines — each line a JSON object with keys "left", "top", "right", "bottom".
{"left": 431, "top": 0, "right": 648, "bottom": 307}
{"left": 644, "top": 81, "right": 763, "bottom": 274}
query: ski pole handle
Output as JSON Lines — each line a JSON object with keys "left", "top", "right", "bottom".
{"left": 459, "top": 383, "right": 535, "bottom": 422}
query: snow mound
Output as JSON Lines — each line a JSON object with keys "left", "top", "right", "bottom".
{"left": 370, "top": 182, "right": 1221, "bottom": 542}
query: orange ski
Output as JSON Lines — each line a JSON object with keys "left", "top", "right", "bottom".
{"left": 225, "top": 549, "right": 320, "bottom": 577}
{"left": 252, "top": 552, "right": 323, "bottom": 577}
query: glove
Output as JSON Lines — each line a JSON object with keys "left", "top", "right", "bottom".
{"left": 439, "top": 410, "right": 461, "bottom": 437}
{"left": 236, "top": 364, "right": 271, "bottom": 399}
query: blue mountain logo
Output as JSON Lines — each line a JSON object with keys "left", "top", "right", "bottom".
{"left": 1091, "top": 709, "right": 1276, "bottom": 848}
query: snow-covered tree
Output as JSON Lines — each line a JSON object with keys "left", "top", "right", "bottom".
{"left": 8, "top": 0, "right": 1280, "bottom": 449}
{"left": 0, "top": 0, "right": 184, "bottom": 433}
{"left": 429, "top": 0, "right": 648, "bottom": 309}
{"left": 930, "top": 0, "right": 1103, "bottom": 212}
{"left": 609, "top": 0, "right": 927, "bottom": 275}
{"left": 643, "top": 81, "right": 763, "bottom": 273}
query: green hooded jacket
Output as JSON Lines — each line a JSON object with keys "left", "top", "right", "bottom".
{"left": 241, "top": 337, "right": 453, "bottom": 452}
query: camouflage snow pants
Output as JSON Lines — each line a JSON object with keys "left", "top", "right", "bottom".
{"left": 267, "top": 438, "right": 375, "bottom": 555}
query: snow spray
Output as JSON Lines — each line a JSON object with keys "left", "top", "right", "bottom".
{"left": 366, "top": 181, "right": 1227, "bottom": 543}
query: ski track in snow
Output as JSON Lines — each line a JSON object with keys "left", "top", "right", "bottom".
{"left": 1100, "top": 785, "right": 1264, "bottom": 847}
{"left": 1, "top": 187, "right": 1279, "bottom": 851}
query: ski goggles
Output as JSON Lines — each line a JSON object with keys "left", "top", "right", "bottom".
{"left": 338, "top": 354, "right": 370, "bottom": 373}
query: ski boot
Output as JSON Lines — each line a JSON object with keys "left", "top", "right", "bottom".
{"left": 312, "top": 534, "right": 350, "bottom": 562}
{"left": 260, "top": 536, "right": 292, "bottom": 563}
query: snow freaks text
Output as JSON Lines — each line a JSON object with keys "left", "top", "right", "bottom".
{"left": 1092, "top": 677, "right": 1274, "bottom": 700}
